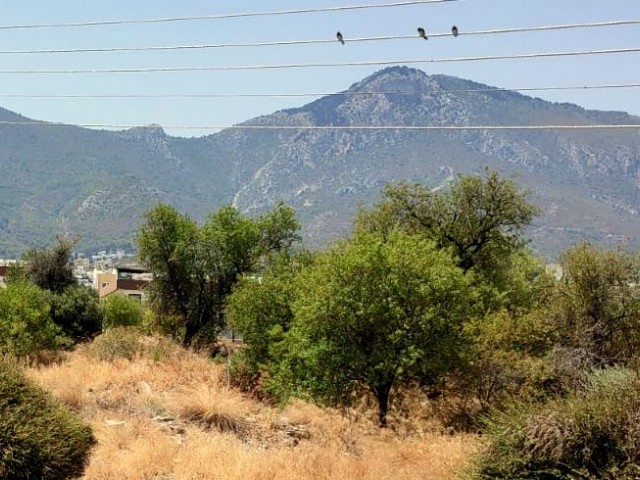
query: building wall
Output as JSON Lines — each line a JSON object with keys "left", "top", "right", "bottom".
{"left": 97, "top": 273, "right": 117, "bottom": 298}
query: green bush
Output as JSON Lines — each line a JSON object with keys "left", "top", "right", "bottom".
{"left": 0, "top": 361, "right": 95, "bottom": 479}
{"left": 470, "top": 367, "right": 640, "bottom": 480}
{"left": 51, "top": 285, "right": 103, "bottom": 341}
{"left": 101, "top": 294, "right": 145, "bottom": 329}
{"left": 0, "top": 283, "right": 66, "bottom": 357}
{"left": 90, "top": 327, "right": 142, "bottom": 361}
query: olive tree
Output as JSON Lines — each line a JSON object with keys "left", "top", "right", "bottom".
{"left": 272, "top": 231, "right": 472, "bottom": 427}
{"left": 357, "top": 171, "right": 539, "bottom": 273}
{"left": 137, "top": 203, "right": 300, "bottom": 346}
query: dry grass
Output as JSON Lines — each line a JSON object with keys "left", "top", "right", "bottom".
{"left": 25, "top": 334, "right": 478, "bottom": 480}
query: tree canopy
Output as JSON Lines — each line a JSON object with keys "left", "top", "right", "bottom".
{"left": 137, "top": 203, "right": 300, "bottom": 346}
{"left": 269, "top": 231, "right": 472, "bottom": 426}
{"left": 356, "top": 171, "right": 539, "bottom": 273}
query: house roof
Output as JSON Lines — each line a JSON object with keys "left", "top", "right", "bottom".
{"left": 115, "top": 257, "right": 148, "bottom": 274}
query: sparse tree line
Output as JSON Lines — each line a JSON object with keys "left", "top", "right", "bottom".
{"left": 3, "top": 171, "right": 640, "bottom": 478}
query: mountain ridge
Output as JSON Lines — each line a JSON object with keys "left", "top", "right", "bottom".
{"left": 1, "top": 66, "right": 639, "bottom": 258}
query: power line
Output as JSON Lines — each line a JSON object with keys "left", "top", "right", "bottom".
{"left": 0, "top": 19, "right": 637, "bottom": 55}
{"left": 0, "top": 47, "right": 637, "bottom": 74}
{"left": 1, "top": 82, "right": 639, "bottom": 99}
{"left": 0, "top": 121, "right": 638, "bottom": 131}
{"left": 0, "top": 0, "right": 458, "bottom": 31}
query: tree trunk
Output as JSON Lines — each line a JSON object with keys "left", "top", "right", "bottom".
{"left": 372, "top": 382, "right": 393, "bottom": 428}
{"left": 182, "top": 322, "right": 200, "bottom": 348}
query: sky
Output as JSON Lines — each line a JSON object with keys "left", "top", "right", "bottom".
{"left": 0, "top": 0, "right": 638, "bottom": 137}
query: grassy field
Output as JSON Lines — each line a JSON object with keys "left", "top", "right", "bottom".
{"left": 25, "top": 335, "right": 478, "bottom": 480}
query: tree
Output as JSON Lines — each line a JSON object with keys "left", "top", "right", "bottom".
{"left": 226, "top": 251, "right": 313, "bottom": 376}
{"left": 554, "top": 242, "right": 640, "bottom": 365}
{"left": 0, "top": 283, "right": 65, "bottom": 357}
{"left": 356, "top": 171, "right": 539, "bottom": 273}
{"left": 272, "top": 231, "right": 472, "bottom": 427}
{"left": 22, "top": 236, "right": 76, "bottom": 294}
{"left": 50, "top": 285, "right": 103, "bottom": 341}
{"left": 137, "top": 203, "right": 300, "bottom": 347}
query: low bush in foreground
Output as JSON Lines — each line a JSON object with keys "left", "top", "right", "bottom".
{"left": 0, "top": 361, "right": 95, "bottom": 479}
{"left": 470, "top": 367, "right": 640, "bottom": 480}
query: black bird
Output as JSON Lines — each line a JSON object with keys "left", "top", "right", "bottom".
{"left": 336, "top": 31, "right": 345, "bottom": 45}
{"left": 417, "top": 27, "right": 428, "bottom": 40}
{"left": 451, "top": 25, "right": 459, "bottom": 37}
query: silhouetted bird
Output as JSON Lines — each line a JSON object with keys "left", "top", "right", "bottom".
{"left": 451, "top": 25, "right": 459, "bottom": 37}
{"left": 336, "top": 31, "right": 345, "bottom": 45}
{"left": 417, "top": 27, "right": 428, "bottom": 40}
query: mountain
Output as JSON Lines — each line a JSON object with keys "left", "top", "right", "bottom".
{"left": 1, "top": 66, "right": 640, "bottom": 258}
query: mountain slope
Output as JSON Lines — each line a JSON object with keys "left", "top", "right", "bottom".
{"left": 1, "top": 66, "right": 639, "bottom": 258}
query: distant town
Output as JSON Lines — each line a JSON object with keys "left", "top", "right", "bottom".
{"left": 0, "top": 250, "right": 151, "bottom": 301}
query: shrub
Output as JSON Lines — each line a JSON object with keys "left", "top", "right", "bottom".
{"left": 51, "top": 285, "right": 103, "bottom": 341}
{"left": 89, "top": 327, "right": 142, "bottom": 361}
{"left": 0, "top": 361, "right": 95, "bottom": 479}
{"left": 0, "top": 283, "right": 66, "bottom": 357}
{"left": 101, "top": 294, "right": 145, "bottom": 329}
{"left": 470, "top": 367, "right": 640, "bottom": 479}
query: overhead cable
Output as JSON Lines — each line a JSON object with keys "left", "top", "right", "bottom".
{"left": 1, "top": 83, "right": 639, "bottom": 98}
{"left": 0, "top": 20, "right": 637, "bottom": 55}
{"left": 0, "top": 0, "right": 457, "bottom": 31}
{"left": 0, "top": 121, "right": 638, "bottom": 131}
{"left": 0, "top": 47, "right": 637, "bottom": 74}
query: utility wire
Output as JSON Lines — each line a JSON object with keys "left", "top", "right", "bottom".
{"left": 0, "top": 20, "right": 636, "bottom": 55}
{"left": 1, "top": 83, "right": 639, "bottom": 98}
{"left": 0, "top": 121, "right": 638, "bottom": 131}
{"left": 0, "top": 47, "right": 637, "bottom": 74}
{"left": 0, "top": 0, "right": 458, "bottom": 31}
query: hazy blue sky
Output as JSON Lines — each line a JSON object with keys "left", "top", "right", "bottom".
{"left": 0, "top": 0, "right": 638, "bottom": 136}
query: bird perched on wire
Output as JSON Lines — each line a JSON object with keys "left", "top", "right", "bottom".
{"left": 336, "top": 31, "right": 345, "bottom": 45}
{"left": 451, "top": 25, "right": 459, "bottom": 37}
{"left": 417, "top": 27, "right": 428, "bottom": 40}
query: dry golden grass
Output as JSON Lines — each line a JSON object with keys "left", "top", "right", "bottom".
{"left": 25, "top": 334, "right": 478, "bottom": 480}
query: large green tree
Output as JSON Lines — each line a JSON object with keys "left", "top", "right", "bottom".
{"left": 137, "top": 203, "right": 300, "bottom": 346}
{"left": 357, "top": 171, "right": 539, "bottom": 273}
{"left": 271, "top": 231, "right": 472, "bottom": 427}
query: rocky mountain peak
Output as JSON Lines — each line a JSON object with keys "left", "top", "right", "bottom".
{"left": 1, "top": 67, "right": 639, "bottom": 258}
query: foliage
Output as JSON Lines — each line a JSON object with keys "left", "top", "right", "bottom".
{"left": 89, "top": 327, "right": 142, "bottom": 362}
{"left": 137, "top": 203, "right": 300, "bottom": 346}
{"left": 453, "top": 252, "right": 559, "bottom": 414}
{"left": 0, "top": 361, "right": 95, "bottom": 479}
{"left": 356, "top": 171, "right": 539, "bottom": 273}
{"left": 22, "top": 236, "right": 76, "bottom": 294}
{"left": 101, "top": 294, "right": 145, "bottom": 329}
{"left": 269, "top": 231, "right": 472, "bottom": 426}
{"left": 50, "top": 285, "right": 103, "bottom": 341}
{"left": 0, "top": 283, "right": 66, "bottom": 357}
{"left": 470, "top": 368, "right": 640, "bottom": 480}
{"left": 553, "top": 242, "right": 640, "bottom": 365}
{"left": 226, "top": 251, "right": 313, "bottom": 381}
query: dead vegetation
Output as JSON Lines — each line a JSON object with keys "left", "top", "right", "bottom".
{"left": 25, "top": 334, "right": 477, "bottom": 480}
